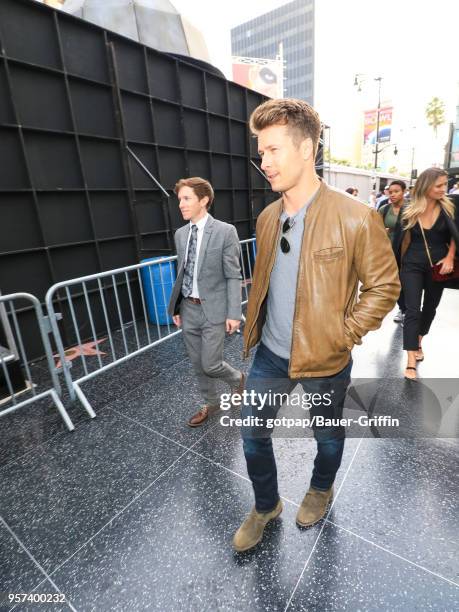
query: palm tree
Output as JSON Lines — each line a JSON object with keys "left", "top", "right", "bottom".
{"left": 425, "top": 97, "right": 446, "bottom": 137}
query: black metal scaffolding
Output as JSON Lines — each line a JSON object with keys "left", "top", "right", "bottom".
{"left": 0, "top": 0, "right": 278, "bottom": 357}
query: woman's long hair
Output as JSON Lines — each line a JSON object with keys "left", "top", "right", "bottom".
{"left": 402, "top": 167, "right": 455, "bottom": 229}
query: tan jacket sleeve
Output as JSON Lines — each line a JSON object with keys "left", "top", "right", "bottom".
{"left": 344, "top": 208, "right": 400, "bottom": 349}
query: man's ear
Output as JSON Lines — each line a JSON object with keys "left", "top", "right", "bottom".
{"left": 301, "top": 137, "right": 314, "bottom": 161}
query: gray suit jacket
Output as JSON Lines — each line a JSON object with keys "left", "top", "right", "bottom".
{"left": 167, "top": 215, "right": 242, "bottom": 324}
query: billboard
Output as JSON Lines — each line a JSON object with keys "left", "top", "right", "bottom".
{"left": 364, "top": 106, "right": 393, "bottom": 145}
{"left": 450, "top": 128, "right": 459, "bottom": 168}
{"left": 232, "top": 56, "right": 283, "bottom": 99}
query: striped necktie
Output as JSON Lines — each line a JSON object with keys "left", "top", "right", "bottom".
{"left": 181, "top": 224, "right": 198, "bottom": 297}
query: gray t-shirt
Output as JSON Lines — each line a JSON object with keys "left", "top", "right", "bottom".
{"left": 261, "top": 192, "right": 317, "bottom": 359}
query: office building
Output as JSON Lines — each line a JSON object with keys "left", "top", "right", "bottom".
{"left": 231, "top": 0, "right": 314, "bottom": 104}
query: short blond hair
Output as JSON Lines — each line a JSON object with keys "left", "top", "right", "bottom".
{"left": 249, "top": 98, "right": 321, "bottom": 154}
{"left": 174, "top": 177, "right": 214, "bottom": 210}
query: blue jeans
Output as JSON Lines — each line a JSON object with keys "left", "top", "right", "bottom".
{"left": 241, "top": 343, "right": 352, "bottom": 512}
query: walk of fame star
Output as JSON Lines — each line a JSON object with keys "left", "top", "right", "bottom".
{"left": 54, "top": 338, "right": 107, "bottom": 368}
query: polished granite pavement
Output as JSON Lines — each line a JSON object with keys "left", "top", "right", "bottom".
{"left": 0, "top": 291, "right": 458, "bottom": 611}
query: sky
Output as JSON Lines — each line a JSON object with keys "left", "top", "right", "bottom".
{"left": 53, "top": 0, "right": 459, "bottom": 172}
{"left": 174, "top": 0, "right": 457, "bottom": 114}
{"left": 174, "top": 0, "right": 459, "bottom": 170}
{"left": 174, "top": 0, "right": 301, "bottom": 77}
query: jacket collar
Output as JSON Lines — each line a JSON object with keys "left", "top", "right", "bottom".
{"left": 189, "top": 213, "right": 210, "bottom": 231}
{"left": 271, "top": 178, "right": 328, "bottom": 221}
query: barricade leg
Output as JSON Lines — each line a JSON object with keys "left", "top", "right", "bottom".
{"left": 0, "top": 292, "right": 75, "bottom": 431}
{"left": 49, "top": 389, "right": 75, "bottom": 431}
{"left": 73, "top": 382, "right": 97, "bottom": 419}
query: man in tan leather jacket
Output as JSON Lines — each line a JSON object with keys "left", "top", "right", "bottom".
{"left": 232, "top": 98, "right": 400, "bottom": 553}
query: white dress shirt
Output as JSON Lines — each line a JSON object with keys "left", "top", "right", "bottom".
{"left": 184, "top": 213, "right": 209, "bottom": 298}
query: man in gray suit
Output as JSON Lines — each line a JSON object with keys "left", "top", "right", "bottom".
{"left": 168, "top": 177, "right": 245, "bottom": 427}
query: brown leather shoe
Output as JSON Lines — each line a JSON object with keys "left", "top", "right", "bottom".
{"left": 296, "top": 486, "right": 333, "bottom": 528}
{"left": 187, "top": 404, "right": 219, "bottom": 428}
{"left": 231, "top": 372, "right": 246, "bottom": 407}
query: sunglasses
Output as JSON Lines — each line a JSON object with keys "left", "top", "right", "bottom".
{"left": 280, "top": 217, "right": 294, "bottom": 253}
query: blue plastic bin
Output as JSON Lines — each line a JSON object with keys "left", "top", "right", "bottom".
{"left": 251, "top": 234, "right": 257, "bottom": 265}
{"left": 140, "top": 257, "right": 176, "bottom": 325}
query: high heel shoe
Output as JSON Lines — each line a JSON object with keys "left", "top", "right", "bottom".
{"left": 404, "top": 365, "right": 417, "bottom": 380}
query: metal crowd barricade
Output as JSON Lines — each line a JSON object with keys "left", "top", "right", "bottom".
{"left": 45, "top": 256, "right": 181, "bottom": 413}
{"left": 239, "top": 238, "right": 256, "bottom": 306}
{"left": 45, "top": 238, "right": 256, "bottom": 415}
{"left": 0, "top": 293, "right": 74, "bottom": 431}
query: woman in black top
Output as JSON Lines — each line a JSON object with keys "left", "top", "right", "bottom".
{"left": 392, "top": 168, "right": 458, "bottom": 380}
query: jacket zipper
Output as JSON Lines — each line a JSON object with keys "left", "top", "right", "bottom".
{"left": 287, "top": 215, "right": 307, "bottom": 377}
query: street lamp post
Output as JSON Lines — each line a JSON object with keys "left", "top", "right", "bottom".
{"left": 373, "top": 77, "right": 382, "bottom": 182}
{"left": 409, "top": 126, "right": 416, "bottom": 187}
{"left": 410, "top": 146, "right": 416, "bottom": 187}
{"left": 354, "top": 74, "right": 384, "bottom": 190}
{"left": 396, "top": 125, "right": 416, "bottom": 186}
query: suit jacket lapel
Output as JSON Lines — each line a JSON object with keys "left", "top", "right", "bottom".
{"left": 176, "top": 225, "right": 190, "bottom": 275}
{"left": 197, "top": 214, "right": 214, "bottom": 279}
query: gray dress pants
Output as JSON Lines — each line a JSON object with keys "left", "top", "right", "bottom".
{"left": 180, "top": 299, "right": 240, "bottom": 406}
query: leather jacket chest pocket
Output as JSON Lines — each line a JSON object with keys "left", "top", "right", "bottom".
{"left": 312, "top": 247, "right": 344, "bottom": 263}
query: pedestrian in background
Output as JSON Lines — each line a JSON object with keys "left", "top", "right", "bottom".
{"left": 368, "top": 190, "right": 377, "bottom": 207}
{"left": 392, "top": 168, "right": 459, "bottom": 380}
{"left": 345, "top": 187, "right": 358, "bottom": 197}
{"left": 379, "top": 180, "right": 407, "bottom": 323}
{"left": 376, "top": 185, "right": 390, "bottom": 210}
